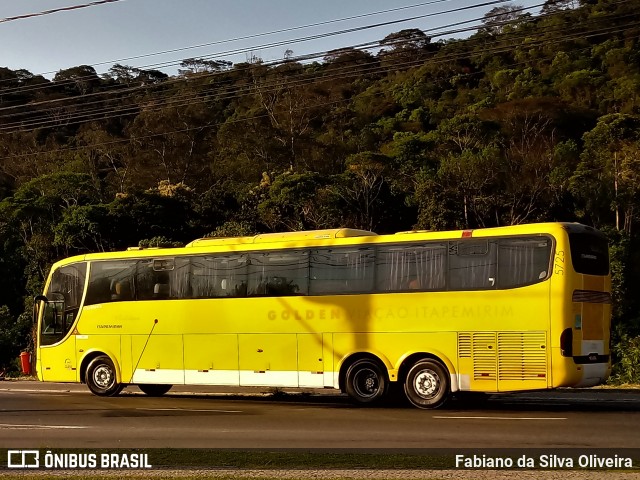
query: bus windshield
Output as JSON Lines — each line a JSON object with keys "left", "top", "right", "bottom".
{"left": 40, "top": 263, "right": 86, "bottom": 346}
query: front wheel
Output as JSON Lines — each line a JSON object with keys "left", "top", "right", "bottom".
{"left": 138, "top": 384, "right": 172, "bottom": 396}
{"left": 86, "top": 355, "right": 123, "bottom": 397}
{"left": 345, "top": 358, "right": 387, "bottom": 405}
{"left": 404, "top": 359, "right": 450, "bottom": 409}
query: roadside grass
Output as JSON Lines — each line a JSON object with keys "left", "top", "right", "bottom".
{"left": 1, "top": 450, "right": 638, "bottom": 478}
{"left": 599, "top": 383, "right": 640, "bottom": 390}
{"left": 0, "top": 476, "right": 447, "bottom": 480}
{"left": 147, "top": 450, "right": 451, "bottom": 469}
{"left": 0, "top": 451, "right": 453, "bottom": 479}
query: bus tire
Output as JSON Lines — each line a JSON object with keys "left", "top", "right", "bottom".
{"left": 86, "top": 355, "right": 122, "bottom": 397}
{"left": 404, "top": 359, "right": 449, "bottom": 409}
{"left": 345, "top": 358, "right": 387, "bottom": 405}
{"left": 138, "top": 384, "right": 172, "bottom": 396}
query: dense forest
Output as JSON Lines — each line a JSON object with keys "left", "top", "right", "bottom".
{"left": 0, "top": 0, "right": 639, "bottom": 381}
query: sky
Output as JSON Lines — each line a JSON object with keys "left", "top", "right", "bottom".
{"left": 0, "top": 0, "right": 543, "bottom": 79}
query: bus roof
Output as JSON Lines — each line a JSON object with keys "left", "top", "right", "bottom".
{"left": 49, "top": 222, "right": 590, "bottom": 269}
{"left": 185, "top": 228, "right": 377, "bottom": 248}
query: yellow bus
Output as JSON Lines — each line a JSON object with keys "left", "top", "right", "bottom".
{"left": 34, "top": 222, "right": 611, "bottom": 408}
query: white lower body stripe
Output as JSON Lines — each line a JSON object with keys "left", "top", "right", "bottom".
{"left": 132, "top": 369, "right": 338, "bottom": 389}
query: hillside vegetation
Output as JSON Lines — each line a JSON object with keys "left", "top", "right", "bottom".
{"left": 0, "top": 0, "right": 639, "bottom": 381}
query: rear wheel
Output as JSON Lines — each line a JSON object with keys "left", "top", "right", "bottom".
{"left": 86, "top": 355, "right": 123, "bottom": 397}
{"left": 404, "top": 359, "right": 450, "bottom": 409}
{"left": 138, "top": 384, "right": 172, "bottom": 397}
{"left": 345, "top": 358, "right": 387, "bottom": 405}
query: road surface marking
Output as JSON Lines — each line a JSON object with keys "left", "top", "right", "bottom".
{"left": 0, "top": 388, "right": 78, "bottom": 393}
{"left": 434, "top": 416, "right": 567, "bottom": 420}
{"left": 136, "top": 408, "right": 242, "bottom": 413}
{"left": 0, "top": 423, "right": 87, "bottom": 430}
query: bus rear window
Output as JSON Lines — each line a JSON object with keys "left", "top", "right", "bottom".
{"left": 568, "top": 233, "right": 609, "bottom": 275}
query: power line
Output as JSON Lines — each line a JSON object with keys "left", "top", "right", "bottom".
{"left": 1, "top": 14, "right": 637, "bottom": 158}
{"left": 0, "top": 0, "right": 632, "bottom": 131}
{"left": 0, "top": 18, "right": 634, "bottom": 139}
{"left": 85, "top": 0, "right": 458, "bottom": 70}
{"left": 0, "top": 0, "right": 465, "bottom": 87}
{"left": 0, "top": 0, "right": 125, "bottom": 24}
{"left": 117, "top": 0, "right": 515, "bottom": 72}
{"left": 0, "top": 0, "right": 634, "bottom": 137}
{"left": 0, "top": 0, "right": 511, "bottom": 98}
{"left": 0, "top": 0, "right": 520, "bottom": 111}
{"left": 0, "top": 5, "right": 537, "bottom": 131}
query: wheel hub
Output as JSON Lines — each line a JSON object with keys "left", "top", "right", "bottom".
{"left": 93, "top": 366, "right": 112, "bottom": 389}
{"left": 354, "top": 368, "right": 379, "bottom": 397}
{"left": 414, "top": 369, "right": 439, "bottom": 398}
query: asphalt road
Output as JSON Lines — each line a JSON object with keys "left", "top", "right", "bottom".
{"left": 0, "top": 381, "right": 639, "bottom": 449}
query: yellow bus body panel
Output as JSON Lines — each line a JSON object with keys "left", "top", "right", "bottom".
{"left": 36, "top": 222, "right": 611, "bottom": 394}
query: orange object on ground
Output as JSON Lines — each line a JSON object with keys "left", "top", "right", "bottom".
{"left": 20, "top": 351, "right": 31, "bottom": 375}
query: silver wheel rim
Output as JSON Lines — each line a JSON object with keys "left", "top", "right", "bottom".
{"left": 353, "top": 367, "right": 380, "bottom": 398}
{"left": 93, "top": 365, "right": 113, "bottom": 390}
{"left": 413, "top": 368, "right": 440, "bottom": 399}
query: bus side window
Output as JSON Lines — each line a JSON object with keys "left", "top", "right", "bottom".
{"left": 498, "top": 237, "right": 552, "bottom": 288}
{"left": 85, "top": 277, "right": 111, "bottom": 305}
{"left": 136, "top": 260, "right": 170, "bottom": 300}
{"left": 234, "top": 281, "right": 248, "bottom": 297}
{"left": 189, "top": 254, "right": 248, "bottom": 298}
{"left": 310, "top": 248, "right": 374, "bottom": 295}
{"left": 248, "top": 251, "right": 308, "bottom": 296}
{"left": 86, "top": 261, "right": 135, "bottom": 306}
{"left": 376, "top": 244, "right": 446, "bottom": 292}
{"left": 153, "top": 282, "right": 170, "bottom": 299}
{"left": 449, "top": 240, "right": 497, "bottom": 290}
{"left": 111, "top": 279, "right": 132, "bottom": 301}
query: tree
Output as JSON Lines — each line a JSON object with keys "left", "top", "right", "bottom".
{"left": 106, "top": 64, "right": 139, "bottom": 85}
{"left": 128, "top": 102, "right": 214, "bottom": 188}
{"left": 571, "top": 114, "right": 640, "bottom": 233}
{"left": 53, "top": 65, "right": 101, "bottom": 95}
{"left": 555, "top": 69, "right": 604, "bottom": 108}
{"left": 334, "top": 152, "right": 391, "bottom": 231}
{"left": 380, "top": 29, "right": 431, "bottom": 53}
{"left": 0, "top": 306, "right": 32, "bottom": 375}
{"left": 0, "top": 225, "right": 26, "bottom": 315}
{"left": 53, "top": 204, "right": 110, "bottom": 252}
{"left": 541, "top": 0, "right": 580, "bottom": 14}
{"left": 324, "top": 47, "right": 376, "bottom": 66}
{"left": 251, "top": 67, "right": 326, "bottom": 169}
{"left": 257, "top": 170, "right": 339, "bottom": 231}
{"left": 106, "top": 64, "right": 168, "bottom": 86}
{"left": 480, "top": 4, "right": 529, "bottom": 35}
{"left": 322, "top": 48, "right": 378, "bottom": 80}
{"left": 178, "top": 58, "right": 232, "bottom": 76}
{"left": 0, "top": 172, "right": 102, "bottom": 361}
{"left": 378, "top": 29, "right": 433, "bottom": 67}
{"left": 0, "top": 172, "right": 101, "bottom": 282}
{"left": 483, "top": 101, "right": 567, "bottom": 225}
